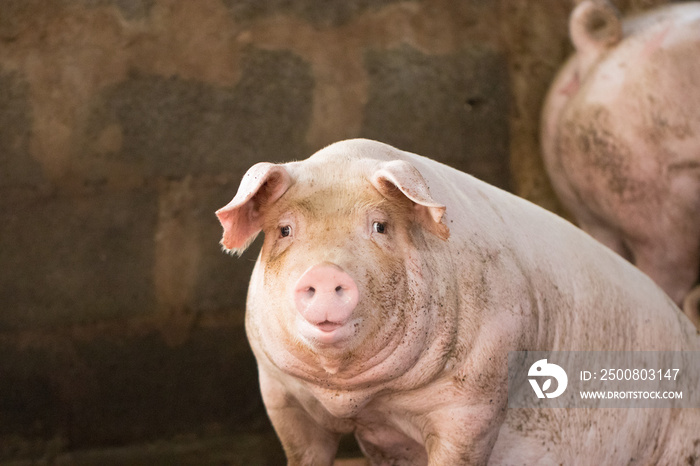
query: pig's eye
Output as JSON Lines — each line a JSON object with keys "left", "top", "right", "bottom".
{"left": 372, "top": 221, "right": 387, "bottom": 234}
{"left": 280, "top": 225, "right": 292, "bottom": 238}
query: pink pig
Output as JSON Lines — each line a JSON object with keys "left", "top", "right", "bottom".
{"left": 541, "top": 0, "right": 700, "bottom": 327}
{"left": 217, "top": 139, "right": 699, "bottom": 465}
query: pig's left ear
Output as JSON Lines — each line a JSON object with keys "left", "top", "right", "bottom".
{"left": 216, "top": 162, "right": 292, "bottom": 255}
{"left": 371, "top": 160, "right": 450, "bottom": 241}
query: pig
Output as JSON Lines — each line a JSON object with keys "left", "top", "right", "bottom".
{"left": 540, "top": 0, "right": 700, "bottom": 327}
{"left": 216, "top": 139, "right": 700, "bottom": 465}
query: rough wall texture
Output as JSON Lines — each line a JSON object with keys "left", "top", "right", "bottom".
{"left": 0, "top": 0, "right": 675, "bottom": 462}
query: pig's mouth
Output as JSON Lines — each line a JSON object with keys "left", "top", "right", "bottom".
{"left": 316, "top": 321, "right": 343, "bottom": 332}
{"left": 296, "top": 316, "right": 360, "bottom": 347}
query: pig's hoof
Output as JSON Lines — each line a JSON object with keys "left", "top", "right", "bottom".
{"left": 682, "top": 285, "right": 700, "bottom": 330}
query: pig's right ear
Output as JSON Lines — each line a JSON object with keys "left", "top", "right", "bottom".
{"left": 215, "top": 162, "right": 292, "bottom": 255}
{"left": 371, "top": 160, "right": 450, "bottom": 241}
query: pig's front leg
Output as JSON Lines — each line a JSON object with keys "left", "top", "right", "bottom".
{"left": 422, "top": 401, "right": 505, "bottom": 466}
{"left": 267, "top": 404, "right": 341, "bottom": 465}
{"left": 259, "top": 369, "right": 342, "bottom": 465}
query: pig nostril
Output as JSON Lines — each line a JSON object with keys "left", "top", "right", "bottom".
{"left": 299, "top": 287, "right": 315, "bottom": 300}
{"left": 293, "top": 264, "right": 359, "bottom": 326}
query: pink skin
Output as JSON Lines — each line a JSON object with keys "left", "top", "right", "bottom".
{"left": 217, "top": 139, "right": 700, "bottom": 465}
{"left": 541, "top": 0, "right": 700, "bottom": 326}
{"left": 294, "top": 263, "right": 360, "bottom": 345}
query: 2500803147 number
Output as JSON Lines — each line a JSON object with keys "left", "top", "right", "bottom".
{"left": 600, "top": 369, "right": 680, "bottom": 381}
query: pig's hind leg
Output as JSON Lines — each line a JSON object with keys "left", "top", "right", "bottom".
{"left": 577, "top": 215, "right": 633, "bottom": 262}
{"left": 628, "top": 231, "right": 699, "bottom": 312}
{"left": 682, "top": 283, "right": 700, "bottom": 329}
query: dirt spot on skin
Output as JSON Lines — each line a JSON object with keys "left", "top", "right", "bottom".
{"left": 634, "top": 37, "right": 700, "bottom": 144}
{"left": 557, "top": 105, "right": 651, "bottom": 204}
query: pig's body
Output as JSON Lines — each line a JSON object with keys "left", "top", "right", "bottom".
{"left": 217, "top": 139, "right": 700, "bottom": 465}
{"left": 541, "top": 1, "right": 700, "bottom": 326}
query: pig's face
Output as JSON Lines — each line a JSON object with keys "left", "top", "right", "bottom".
{"left": 258, "top": 168, "right": 413, "bottom": 350}
{"left": 217, "top": 146, "right": 453, "bottom": 387}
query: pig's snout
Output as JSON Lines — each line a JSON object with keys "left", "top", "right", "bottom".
{"left": 294, "top": 263, "right": 359, "bottom": 331}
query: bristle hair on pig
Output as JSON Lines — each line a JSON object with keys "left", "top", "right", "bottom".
{"left": 216, "top": 139, "right": 700, "bottom": 465}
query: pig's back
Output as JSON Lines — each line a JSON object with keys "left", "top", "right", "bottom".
{"left": 393, "top": 142, "right": 699, "bottom": 352}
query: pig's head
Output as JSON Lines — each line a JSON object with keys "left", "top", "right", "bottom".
{"left": 216, "top": 140, "right": 456, "bottom": 389}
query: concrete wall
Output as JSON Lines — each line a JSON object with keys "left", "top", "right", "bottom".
{"left": 0, "top": 0, "right": 673, "bottom": 462}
